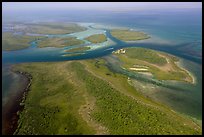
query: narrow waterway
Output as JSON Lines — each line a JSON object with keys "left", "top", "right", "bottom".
{"left": 2, "top": 22, "right": 202, "bottom": 135}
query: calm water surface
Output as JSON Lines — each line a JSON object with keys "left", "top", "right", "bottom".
{"left": 2, "top": 9, "right": 202, "bottom": 120}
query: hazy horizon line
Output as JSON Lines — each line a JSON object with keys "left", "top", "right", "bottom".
{"left": 3, "top": 2, "right": 202, "bottom": 12}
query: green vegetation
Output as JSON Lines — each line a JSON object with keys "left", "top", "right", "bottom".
{"left": 64, "top": 46, "right": 90, "bottom": 52}
{"left": 110, "top": 29, "right": 150, "bottom": 41}
{"left": 150, "top": 67, "right": 188, "bottom": 81}
{"left": 13, "top": 59, "right": 201, "bottom": 135}
{"left": 13, "top": 62, "right": 94, "bottom": 135}
{"left": 115, "top": 47, "right": 193, "bottom": 83}
{"left": 72, "top": 61, "right": 200, "bottom": 135}
{"left": 30, "top": 22, "right": 87, "bottom": 34}
{"left": 125, "top": 48, "right": 167, "bottom": 65}
{"left": 38, "top": 37, "right": 85, "bottom": 48}
{"left": 11, "top": 22, "right": 87, "bottom": 35}
{"left": 2, "top": 32, "right": 44, "bottom": 51}
{"left": 165, "top": 54, "right": 180, "bottom": 62}
{"left": 84, "top": 34, "right": 107, "bottom": 43}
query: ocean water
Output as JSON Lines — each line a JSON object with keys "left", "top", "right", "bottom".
{"left": 2, "top": 65, "right": 28, "bottom": 106}
{"left": 2, "top": 8, "right": 202, "bottom": 120}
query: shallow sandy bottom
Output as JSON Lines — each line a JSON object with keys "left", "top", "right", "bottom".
{"left": 69, "top": 26, "right": 105, "bottom": 39}
{"left": 137, "top": 72, "right": 153, "bottom": 77}
{"left": 175, "top": 60, "right": 196, "bottom": 84}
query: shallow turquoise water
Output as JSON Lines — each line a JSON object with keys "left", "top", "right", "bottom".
{"left": 2, "top": 8, "right": 202, "bottom": 120}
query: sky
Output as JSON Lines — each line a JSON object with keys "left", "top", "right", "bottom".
{"left": 2, "top": 2, "right": 202, "bottom": 12}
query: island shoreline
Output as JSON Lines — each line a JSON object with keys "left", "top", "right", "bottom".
{"left": 175, "top": 60, "right": 196, "bottom": 84}
{"left": 2, "top": 69, "right": 32, "bottom": 135}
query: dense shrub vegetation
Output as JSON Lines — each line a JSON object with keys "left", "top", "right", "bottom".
{"left": 71, "top": 62, "right": 200, "bottom": 135}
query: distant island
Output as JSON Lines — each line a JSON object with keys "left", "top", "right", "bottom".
{"left": 2, "top": 2, "right": 202, "bottom": 135}
{"left": 2, "top": 32, "right": 44, "bottom": 51}
{"left": 85, "top": 34, "right": 107, "bottom": 43}
{"left": 110, "top": 29, "right": 150, "bottom": 42}
{"left": 113, "top": 47, "right": 194, "bottom": 83}
{"left": 2, "top": 24, "right": 150, "bottom": 51}
{"left": 2, "top": 21, "right": 200, "bottom": 135}
{"left": 12, "top": 56, "right": 200, "bottom": 135}
{"left": 38, "top": 37, "right": 85, "bottom": 48}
